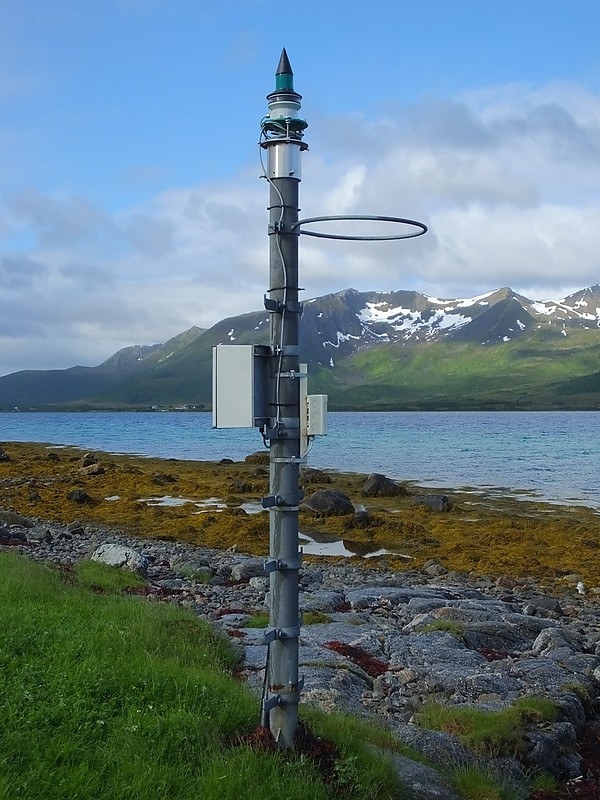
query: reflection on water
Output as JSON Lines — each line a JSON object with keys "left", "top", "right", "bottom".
{"left": 298, "top": 530, "right": 414, "bottom": 560}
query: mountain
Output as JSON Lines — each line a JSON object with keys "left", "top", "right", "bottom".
{"left": 0, "top": 328, "right": 204, "bottom": 410}
{"left": 2, "top": 286, "right": 600, "bottom": 411}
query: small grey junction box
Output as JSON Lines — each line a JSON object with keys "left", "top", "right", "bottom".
{"left": 212, "top": 344, "right": 269, "bottom": 428}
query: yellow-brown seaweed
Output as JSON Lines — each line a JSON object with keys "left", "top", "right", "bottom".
{"left": 1, "top": 441, "right": 599, "bottom": 589}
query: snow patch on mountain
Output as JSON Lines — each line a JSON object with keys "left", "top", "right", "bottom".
{"left": 357, "top": 302, "right": 471, "bottom": 338}
{"left": 323, "top": 331, "right": 361, "bottom": 349}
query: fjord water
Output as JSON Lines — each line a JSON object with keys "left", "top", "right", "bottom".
{"left": 1, "top": 411, "right": 599, "bottom": 509}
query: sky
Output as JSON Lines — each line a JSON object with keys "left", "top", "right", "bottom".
{"left": 1, "top": 0, "right": 600, "bottom": 376}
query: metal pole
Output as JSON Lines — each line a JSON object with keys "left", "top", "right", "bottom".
{"left": 260, "top": 49, "right": 308, "bottom": 748}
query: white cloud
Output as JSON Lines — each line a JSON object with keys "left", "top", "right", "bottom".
{"left": 2, "top": 79, "right": 600, "bottom": 375}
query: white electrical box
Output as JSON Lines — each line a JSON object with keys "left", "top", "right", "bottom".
{"left": 212, "top": 345, "right": 269, "bottom": 428}
{"left": 307, "top": 394, "right": 328, "bottom": 436}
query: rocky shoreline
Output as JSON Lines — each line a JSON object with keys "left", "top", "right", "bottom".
{"left": 2, "top": 508, "right": 600, "bottom": 799}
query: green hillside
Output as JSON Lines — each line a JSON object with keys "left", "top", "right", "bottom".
{"left": 315, "top": 329, "right": 600, "bottom": 410}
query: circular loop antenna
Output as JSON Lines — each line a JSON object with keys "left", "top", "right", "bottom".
{"left": 291, "top": 215, "right": 428, "bottom": 241}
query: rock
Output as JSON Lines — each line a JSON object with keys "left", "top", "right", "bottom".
{"left": 0, "top": 524, "right": 26, "bottom": 543}
{"left": 345, "top": 510, "right": 375, "bottom": 529}
{"left": 523, "top": 726, "right": 583, "bottom": 779}
{"left": 153, "top": 472, "right": 177, "bottom": 485}
{"left": 389, "top": 754, "right": 463, "bottom": 800}
{"left": 496, "top": 575, "right": 519, "bottom": 590}
{"left": 67, "top": 521, "right": 85, "bottom": 535}
{"left": 80, "top": 453, "right": 97, "bottom": 467}
{"left": 81, "top": 463, "right": 105, "bottom": 476}
{"left": 301, "top": 467, "right": 332, "bottom": 485}
{"left": 421, "top": 559, "right": 447, "bottom": 577}
{"left": 300, "top": 590, "right": 345, "bottom": 613}
{"left": 523, "top": 596, "right": 563, "bottom": 617}
{"left": 228, "top": 480, "right": 253, "bottom": 494}
{"left": 0, "top": 509, "right": 33, "bottom": 528}
{"left": 0, "top": 446, "right": 10, "bottom": 462}
{"left": 171, "top": 556, "right": 213, "bottom": 583}
{"left": 301, "top": 489, "right": 354, "bottom": 517}
{"left": 67, "top": 489, "right": 93, "bottom": 504}
{"left": 415, "top": 495, "right": 453, "bottom": 512}
{"left": 244, "top": 451, "right": 270, "bottom": 465}
{"left": 532, "top": 627, "right": 582, "bottom": 655}
{"left": 25, "top": 527, "right": 53, "bottom": 544}
{"left": 391, "top": 724, "right": 476, "bottom": 769}
{"left": 90, "top": 543, "right": 148, "bottom": 575}
{"left": 562, "top": 573, "right": 585, "bottom": 586}
{"left": 230, "top": 558, "right": 265, "bottom": 581}
{"left": 362, "top": 473, "right": 408, "bottom": 497}
{"left": 46, "top": 451, "right": 60, "bottom": 462}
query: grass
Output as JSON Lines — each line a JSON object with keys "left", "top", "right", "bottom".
{"left": 73, "top": 558, "right": 147, "bottom": 592}
{"left": 416, "top": 620, "right": 464, "bottom": 637}
{"left": 245, "top": 612, "right": 270, "bottom": 628}
{"left": 418, "top": 696, "right": 558, "bottom": 757}
{"left": 0, "top": 552, "right": 403, "bottom": 800}
{"left": 448, "top": 764, "right": 521, "bottom": 800}
{"left": 317, "top": 329, "right": 600, "bottom": 410}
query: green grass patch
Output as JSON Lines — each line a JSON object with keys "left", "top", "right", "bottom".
{"left": 448, "top": 763, "right": 520, "bottom": 800}
{"left": 74, "top": 559, "right": 147, "bottom": 593}
{"left": 0, "top": 552, "right": 402, "bottom": 800}
{"left": 417, "top": 620, "right": 464, "bottom": 637}
{"left": 303, "top": 611, "right": 333, "bottom": 625}
{"left": 300, "top": 709, "right": 406, "bottom": 797}
{"left": 245, "top": 612, "right": 269, "bottom": 628}
{"left": 418, "top": 697, "right": 558, "bottom": 757}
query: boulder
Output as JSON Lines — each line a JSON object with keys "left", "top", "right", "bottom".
{"left": 301, "top": 490, "right": 355, "bottom": 517}
{"left": 0, "top": 509, "right": 32, "bottom": 527}
{"left": 244, "top": 451, "right": 270, "bottom": 465}
{"left": 230, "top": 558, "right": 266, "bottom": 582}
{"left": 81, "top": 463, "right": 105, "bottom": 476}
{"left": 0, "top": 524, "right": 26, "bottom": 544}
{"left": 90, "top": 544, "right": 148, "bottom": 575}
{"left": 302, "top": 467, "right": 332, "bottom": 485}
{"left": 67, "top": 489, "right": 93, "bottom": 504}
{"left": 25, "top": 527, "right": 53, "bottom": 544}
{"left": 362, "top": 473, "right": 407, "bottom": 497}
{"left": 0, "top": 446, "right": 10, "bottom": 462}
{"left": 80, "top": 453, "right": 97, "bottom": 467}
{"left": 153, "top": 472, "right": 177, "bottom": 485}
{"left": 66, "top": 521, "right": 85, "bottom": 535}
{"left": 415, "top": 495, "right": 453, "bottom": 512}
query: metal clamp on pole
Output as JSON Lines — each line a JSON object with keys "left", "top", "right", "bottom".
{"left": 263, "top": 626, "right": 301, "bottom": 644}
{"left": 264, "top": 295, "right": 303, "bottom": 314}
{"left": 264, "top": 556, "right": 302, "bottom": 574}
{"left": 263, "top": 678, "right": 305, "bottom": 713}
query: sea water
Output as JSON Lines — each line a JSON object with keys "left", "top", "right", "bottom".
{"left": 1, "top": 410, "right": 599, "bottom": 508}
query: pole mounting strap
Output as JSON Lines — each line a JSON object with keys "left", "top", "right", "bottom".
{"left": 268, "top": 220, "right": 300, "bottom": 235}
{"left": 264, "top": 295, "right": 303, "bottom": 314}
{"left": 263, "top": 626, "right": 301, "bottom": 644}
{"left": 262, "top": 494, "right": 296, "bottom": 509}
{"left": 262, "top": 678, "right": 304, "bottom": 712}
{"left": 264, "top": 556, "right": 302, "bottom": 574}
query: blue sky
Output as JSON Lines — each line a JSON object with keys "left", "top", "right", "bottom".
{"left": 1, "top": 0, "right": 600, "bottom": 375}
